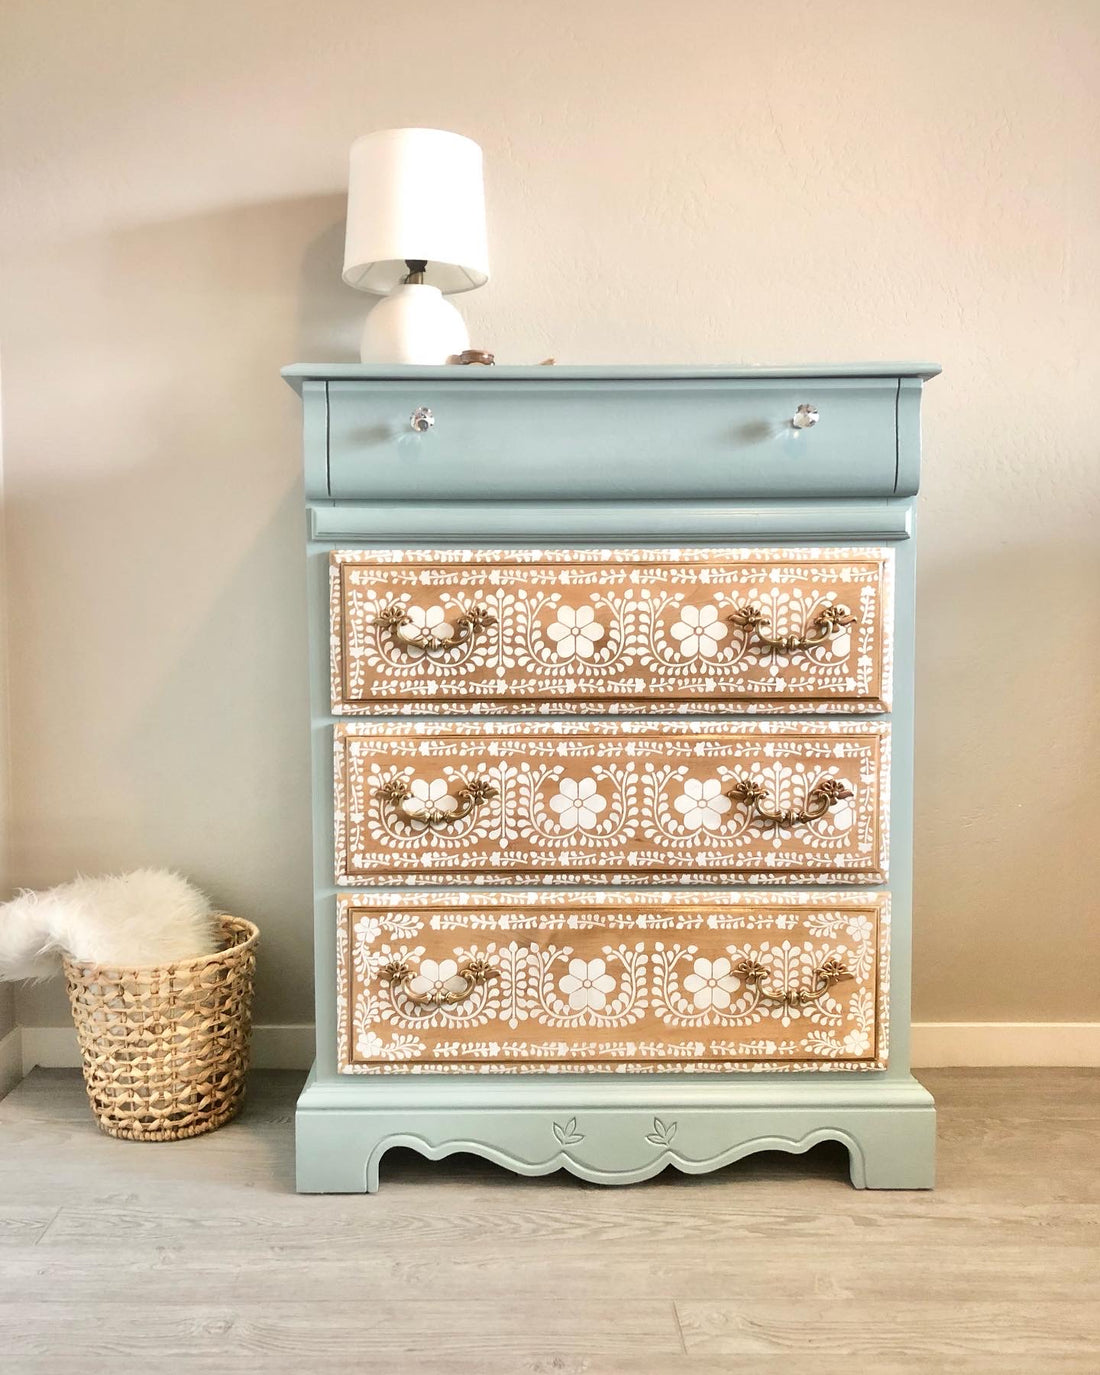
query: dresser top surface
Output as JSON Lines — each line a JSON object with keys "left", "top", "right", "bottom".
{"left": 282, "top": 361, "right": 941, "bottom": 393}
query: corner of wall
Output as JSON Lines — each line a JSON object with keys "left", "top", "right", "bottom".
{"left": 0, "top": 1017, "right": 21, "bottom": 1099}
{"left": 0, "top": 347, "right": 23, "bottom": 1097}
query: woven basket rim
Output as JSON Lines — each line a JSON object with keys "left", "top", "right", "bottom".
{"left": 61, "top": 913, "right": 258, "bottom": 979}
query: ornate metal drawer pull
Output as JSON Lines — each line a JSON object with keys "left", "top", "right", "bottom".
{"left": 376, "top": 602, "right": 496, "bottom": 656}
{"left": 726, "top": 776, "right": 853, "bottom": 828}
{"left": 378, "top": 776, "right": 498, "bottom": 828}
{"left": 733, "top": 956, "right": 848, "bottom": 1010}
{"left": 383, "top": 956, "right": 498, "bottom": 1008}
{"left": 727, "top": 602, "right": 854, "bottom": 654}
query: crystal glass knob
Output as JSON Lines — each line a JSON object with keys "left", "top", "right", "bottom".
{"left": 410, "top": 406, "right": 435, "bottom": 433}
{"left": 792, "top": 403, "right": 819, "bottom": 430}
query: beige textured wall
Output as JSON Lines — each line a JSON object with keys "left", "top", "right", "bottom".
{"left": 1, "top": 0, "right": 1097, "bottom": 1031}
{"left": 0, "top": 357, "right": 12, "bottom": 1045}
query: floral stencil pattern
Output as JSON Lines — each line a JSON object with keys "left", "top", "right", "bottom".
{"left": 401, "top": 778, "right": 458, "bottom": 824}
{"left": 549, "top": 777, "right": 608, "bottom": 831}
{"left": 406, "top": 958, "right": 462, "bottom": 1001}
{"left": 330, "top": 547, "right": 893, "bottom": 714}
{"left": 546, "top": 604, "right": 606, "bottom": 660}
{"left": 334, "top": 719, "right": 888, "bottom": 885}
{"left": 682, "top": 956, "right": 741, "bottom": 1010}
{"left": 336, "top": 890, "right": 889, "bottom": 1073}
{"left": 669, "top": 604, "right": 728, "bottom": 658}
{"left": 559, "top": 957, "right": 619, "bottom": 1012}
{"left": 389, "top": 604, "right": 455, "bottom": 660}
{"left": 673, "top": 778, "right": 733, "bottom": 832}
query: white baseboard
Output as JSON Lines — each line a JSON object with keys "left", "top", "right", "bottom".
{"left": 911, "top": 1022, "right": 1100, "bottom": 1068}
{"left": 8, "top": 1021, "right": 1100, "bottom": 1081}
{"left": 0, "top": 1026, "right": 23, "bottom": 1100}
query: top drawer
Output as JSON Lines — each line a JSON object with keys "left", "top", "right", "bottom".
{"left": 324, "top": 377, "right": 901, "bottom": 501}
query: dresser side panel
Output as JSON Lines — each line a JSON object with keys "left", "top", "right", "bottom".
{"left": 882, "top": 508, "right": 917, "bottom": 1073}
{"left": 306, "top": 538, "right": 341, "bottom": 1078}
{"left": 894, "top": 379, "right": 925, "bottom": 497}
{"left": 301, "top": 380, "right": 330, "bottom": 499}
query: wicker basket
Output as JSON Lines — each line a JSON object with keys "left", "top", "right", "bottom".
{"left": 63, "top": 915, "right": 259, "bottom": 1141}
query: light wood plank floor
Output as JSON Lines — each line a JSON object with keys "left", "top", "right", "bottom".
{"left": 1, "top": 1068, "right": 1097, "bottom": 1374}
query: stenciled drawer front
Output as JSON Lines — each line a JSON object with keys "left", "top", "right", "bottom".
{"left": 337, "top": 891, "right": 889, "bottom": 1073}
{"left": 334, "top": 720, "right": 888, "bottom": 885}
{"left": 331, "top": 547, "right": 893, "bottom": 714}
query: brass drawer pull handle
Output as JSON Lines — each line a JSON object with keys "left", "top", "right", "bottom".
{"left": 383, "top": 956, "right": 498, "bottom": 1008}
{"left": 378, "top": 776, "right": 498, "bottom": 828}
{"left": 377, "top": 602, "right": 496, "bottom": 655}
{"left": 726, "top": 776, "right": 852, "bottom": 829}
{"left": 734, "top": 957, "right": 848, "bottom": 1010}
{"left": 727, "top": 602, "right": 854, "bottom": 654}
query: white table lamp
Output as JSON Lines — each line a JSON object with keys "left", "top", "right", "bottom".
{"left": 343, "top": 128, "right": 489, "bottom": 365}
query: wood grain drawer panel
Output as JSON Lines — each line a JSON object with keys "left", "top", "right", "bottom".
{"left": 334, "top": 720, "right": 888, "bottom": 885}
{"left": 331, "top": 547, "right": 892, "bottom": 714}
{"left": 337, "top": 891, "right": 889, "bottom": 1073}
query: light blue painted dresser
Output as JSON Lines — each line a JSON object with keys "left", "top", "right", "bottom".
{"left": 282, "top": 362, "right": 939, "bottom": 1192}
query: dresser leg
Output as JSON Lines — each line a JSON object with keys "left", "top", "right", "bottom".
{"left": 296, "top": 1107, "right": 373, "bottom": 1194}
{"left": 847, "top": 1101, "right": 937, "bottom": 1190}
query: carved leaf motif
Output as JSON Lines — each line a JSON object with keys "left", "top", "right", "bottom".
{"left": 645, "top": 1116, "right": 679, "bottom": 1148}
{"left": 552, "top": 1116, "right": 585, "bottom": 1146}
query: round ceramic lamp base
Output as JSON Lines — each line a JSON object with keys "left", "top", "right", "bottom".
{"left": 359, "top": 283, "right": 470, "bottom": 365}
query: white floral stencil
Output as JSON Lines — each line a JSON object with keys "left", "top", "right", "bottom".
{"left": 406, "top": 958, "right": 461, "bottom": 1000}
{"left": 334, "top": 719, "right": 888, "bottom": 885}
{"left": 669, "top": 604, "right": 728, "bottom": 658}
{"left": 558, "top": 957, "right": 619, "bottom": 1011}
{"left": 400, "top": 778, "right": 458, "bottom": 824}
{"left": 391, "top": 603, "right": 455, "bottom": 660}
{"left": 330, "top": 547, "right": 893, "bottom": 714}
{"left": 682, "top": 956, "right": 740, "bottom": 1010}
{"left": 335, "top": 890, "right": 890, "bottom": 1074}
{"left": 549, "top": 777, "right": 608, "bottom": 831}
{"left": 545, "top": 604, "right": 606, "bottom": 660}
{"left": 673, "top": 778, "right": 733, "bottom": 831}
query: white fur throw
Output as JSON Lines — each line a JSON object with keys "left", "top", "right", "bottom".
{"left": 0, "top": 869, "right": 220, "bottom": 980}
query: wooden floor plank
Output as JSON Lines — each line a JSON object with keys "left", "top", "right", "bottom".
{"left": 920, "top": 1067, "right": 1100, "bottom": 1116}
{"left": 0, "top": 1298, "right": 683, "bottom": 1365}
{"left": 5, "top": 1238, "right": 1096, "bottom": 1307}
{"left": 31, "top": 1187, "right": 1100, "bottom": 1253}
{"left": 1, "top": 1067, "right": 1098, "bottom": 1373}
{"left": 0, "top": 1207, "right": 58, "bottom": 1248}
{"left": 678, "top": 1299, "right": 1100, "bottom": 1361}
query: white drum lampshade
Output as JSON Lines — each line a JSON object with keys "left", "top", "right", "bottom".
{"left": 343, "top": 128, "right": 490, "bottom": 364}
